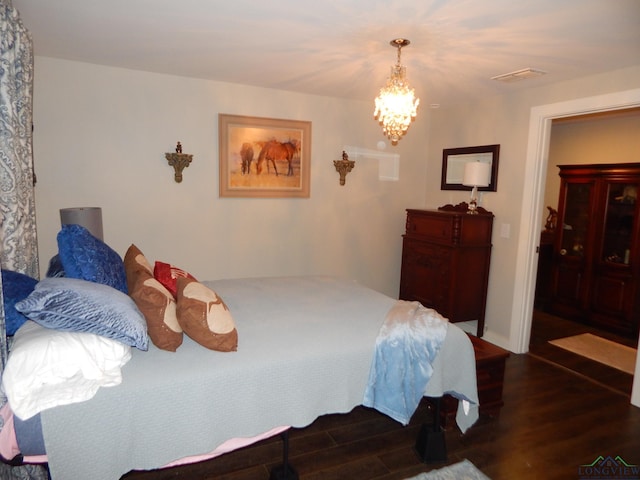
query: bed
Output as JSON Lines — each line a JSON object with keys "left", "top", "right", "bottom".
{"left": 0, "top": 232, "right": 479, "bottom": 480}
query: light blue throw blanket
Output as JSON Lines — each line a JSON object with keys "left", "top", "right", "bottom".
{"left": 363, "top": 300, "right": 448, "bottom": 426}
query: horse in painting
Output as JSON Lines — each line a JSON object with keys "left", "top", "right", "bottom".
{"left": 240, "top": 143, "right": 254, "bottom": 175}
{"left": 256, "top": 139, "right": 299, "bottom": 176}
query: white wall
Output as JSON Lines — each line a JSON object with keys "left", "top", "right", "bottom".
{"left": 32, "top": 57, "right": 431, "bottom": 298}
{"left": 543, "top": 110, "right": 640, "bottom": 215}
{"left": 32, "top": 57, "right": 640, "bottom": 352}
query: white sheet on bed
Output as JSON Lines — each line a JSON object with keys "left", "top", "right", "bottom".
{"left": 39, "top": 276, "right": 477, "bottom": 480}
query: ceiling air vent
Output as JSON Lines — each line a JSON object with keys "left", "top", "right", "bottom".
{"left": 491, "top": 68, "right": 547, "bottom": 83}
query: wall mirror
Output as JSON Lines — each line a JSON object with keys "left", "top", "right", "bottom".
{"left": 441, "top": 144, "right": 500, "bottom": 191}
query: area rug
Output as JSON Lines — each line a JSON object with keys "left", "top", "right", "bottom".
{"left": 549, "top": 333, "right": 637, "bottom": 374}
{"left": 404, "top": 459, "right": 491, "bottom": 480}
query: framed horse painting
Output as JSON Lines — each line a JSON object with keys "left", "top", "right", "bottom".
{"left": 219, "top": 114, "right": 312, "bottom": 198}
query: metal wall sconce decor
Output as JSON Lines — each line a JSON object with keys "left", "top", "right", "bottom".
{"left": 333, "top": 151, "right": 355, "bottom": 186}
{"left": 165, "top": 142, "right": 193, "bottom": 183}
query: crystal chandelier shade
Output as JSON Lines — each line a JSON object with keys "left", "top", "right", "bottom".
{"left": 374, "top": 39, "right": 420, "bottom": 144}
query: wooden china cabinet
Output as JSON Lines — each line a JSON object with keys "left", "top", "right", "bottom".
{"left": 550, "top": 163, "right": 640, "bottom": 338}
{"left": 399, "top": 203, "right": 494, "bottom": 337}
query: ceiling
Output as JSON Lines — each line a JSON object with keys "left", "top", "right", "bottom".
{"left": 10, "top": 0, "right": 640, "bottom": 107}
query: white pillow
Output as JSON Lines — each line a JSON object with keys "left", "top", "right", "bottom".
{"left": 1, "top": 321, "right": 132, "bottom": 420}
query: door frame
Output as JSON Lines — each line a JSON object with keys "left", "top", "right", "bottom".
{"left": 509, "top": 88, "right": 640, "bottom": 404}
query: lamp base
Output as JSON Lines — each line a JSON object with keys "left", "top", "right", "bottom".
{"left": 467, "top": 199, "right": 479, "bottom": 214}
{"left": 467, "top": 186, "right": 479, "bottom": 214}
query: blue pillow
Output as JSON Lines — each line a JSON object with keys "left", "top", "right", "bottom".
{"left": 57, "top": 224, "right": 128, "bottom": 294}
{"left": 15, "top": 277, "right": 148, "bottom": 350}
{"left": 1, "top": 269, "right": 38, "bottom": 335}
{"left": 46, "top": 254, "right": 66, "bottom": 278}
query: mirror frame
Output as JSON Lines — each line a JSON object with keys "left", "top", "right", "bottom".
{"left": 440, "top": 144, "right": 500, "bottom": 191}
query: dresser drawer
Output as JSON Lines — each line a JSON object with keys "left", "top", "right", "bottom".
{"left": 406, "top": 213, "right": 454, "bottom": 243}
{"left": 402, "top": 239, "right": 452, "bottom": 272}
{"left": 400, "top": 239, "right": 451, "bottom": 310}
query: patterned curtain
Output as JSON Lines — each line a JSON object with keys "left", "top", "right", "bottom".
{"left": 0, "top": 2, "right": 47, "bottom": 479}
{"left": 0, "top": 0, "right": 38, "bottom": 367}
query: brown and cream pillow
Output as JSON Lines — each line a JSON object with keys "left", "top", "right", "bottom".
{"left": 124, "top": 245, "right": 183, "bottom": 352}
{"left": 176, "top": 277, "right": 237, "bottom": 352}
{"left": 123, "top": 244, "right": 153, "bottom": 294}
{"left": 129, "top": 269, "right": 183, "bottom": 352}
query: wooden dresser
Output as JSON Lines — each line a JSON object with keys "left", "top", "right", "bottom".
{"left": 399, "top": 203, "right": 494, "bottom": 337}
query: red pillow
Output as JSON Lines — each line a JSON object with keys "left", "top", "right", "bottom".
{"left": 153, "top": 261, "right": 197, "bottom": 298}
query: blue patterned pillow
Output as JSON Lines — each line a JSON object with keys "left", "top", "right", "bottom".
{"left": 1, "top": 269, "right": 38, "bottom": 335}
{"left": 57, "top": 224, "right": 128, "bottom": 294}
{"left": 15, "top": 277, "right": 148, "bottom": 350}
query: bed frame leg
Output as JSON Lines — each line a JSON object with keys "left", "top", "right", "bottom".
{"left": 269, "top": 429, "right": 299, "bottom": 480}
{"left": 414, "top": 396, "right": 447, "bottom": 464}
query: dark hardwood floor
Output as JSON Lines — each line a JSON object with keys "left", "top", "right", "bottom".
{"left": 123, "top": 320, "right": 640, "bottom": 480}
{"left": 529, "top": 309, "right": 636, "bottom": 396}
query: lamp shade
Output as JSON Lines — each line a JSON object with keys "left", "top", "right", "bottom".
{"left": 60, "top": 207, "right": 103, "bottom": 240}
{"left": 462, "top": 162, "right": 491, "bottom": 187}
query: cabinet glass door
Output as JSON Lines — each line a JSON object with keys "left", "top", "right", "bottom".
{"left": 553, "top": 181, "right": 594, "bottom": 308}
{"left": 559, "top": 183, "right": 592, "bottom": 258}
{"left": 591, "top": 179, "right": 639, "bottom": 332}
{"left": 601, "top": 181, "right": 638, "bottom": 265}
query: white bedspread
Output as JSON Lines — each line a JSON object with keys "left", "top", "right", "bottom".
{"left": 39, "top": 276, "right": 477, "bottom": 480}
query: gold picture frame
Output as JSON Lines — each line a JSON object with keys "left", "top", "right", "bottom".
{"left": 219, "top": 114, "right": 311, "bottom": 198}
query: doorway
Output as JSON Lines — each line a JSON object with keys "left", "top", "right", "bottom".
{"left": 509, "top": 87, "right": 640, "bottom": 405}
{"left": 528, "top": 110, "right": 640, "bottom": 395}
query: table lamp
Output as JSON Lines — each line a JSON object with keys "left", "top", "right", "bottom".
{"left": 60, "top": 207, "right": 103, "bottom": 240}
{"left": 462, "top": 162, "right": 491, "bottom": 214}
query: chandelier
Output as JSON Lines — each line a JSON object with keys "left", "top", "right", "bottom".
{"left": 373, "top": 38, "right": 420, "bottom": 145}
